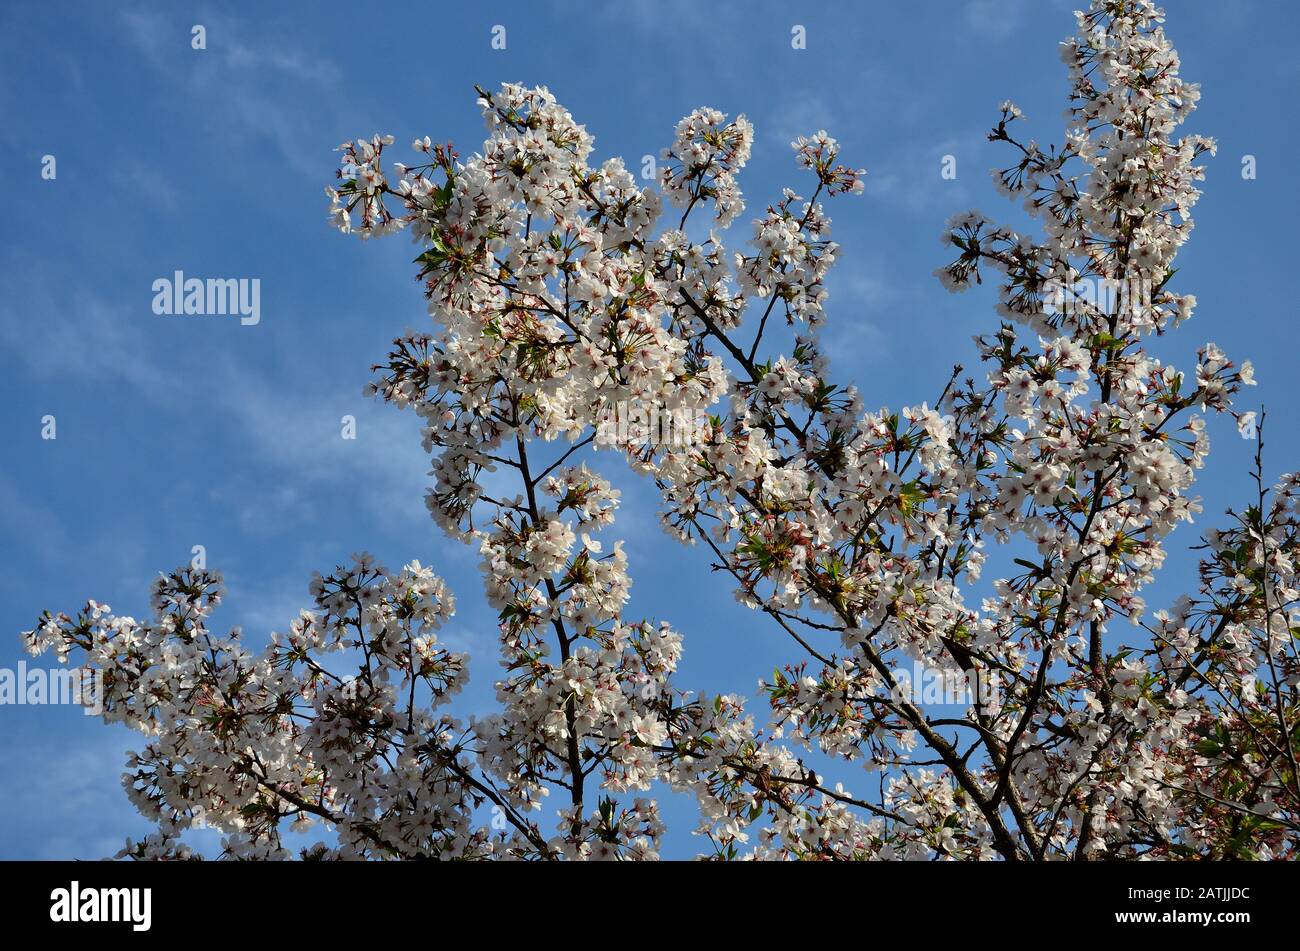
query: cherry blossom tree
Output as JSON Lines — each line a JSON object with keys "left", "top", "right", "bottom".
{"left": 25, "top": 0, "right": 1297, "bottom": 859}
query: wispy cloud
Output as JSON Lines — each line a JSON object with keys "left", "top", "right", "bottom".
{"left": 0, "top": 290, "right": 164, "bottom": 395}
{"left": 0, "top": 728, "right": 146, "bottom": 859}
{"left": 962, "top": 0, "right": 1030, "bottom": 39}
{"left": 0, "top": 264, "right": 435, "bottom": 544}
{"left": 120, "top": 7, "right": 341, "bottom": 174}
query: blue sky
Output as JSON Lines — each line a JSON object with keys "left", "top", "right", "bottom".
{"left": 1, "top": 0, "right": 1295, "bottom": 859}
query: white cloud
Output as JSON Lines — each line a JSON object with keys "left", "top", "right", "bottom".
{"left": 0, "top": 729, "right": 146, "bottom": 859}
{"left": 963, "top": 0, "right": 1030, "bottom": 39}
{"left": 120, "top": 8, "right": 341, "bottom": 174}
